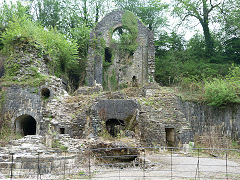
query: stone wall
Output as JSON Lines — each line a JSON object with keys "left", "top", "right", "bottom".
{"left": 2, "top": 85, "right": 43, "bottom": 135}
{"left": 0, "top": 41, "right": 71, "bottom": 136}
{"left": 86, "top": 10, "right": 155, "bottom": 88}
{"left": 137, "top": 88, "right": 193, "bottom": 146}
{"left": 2, "top": 76, "right": 67, "bottom": 136}
{"left": 179, "top": 100, "right": 240, "bottom": 140}
{"left": 90, "top": 99, "right": 139, "bottom": 136}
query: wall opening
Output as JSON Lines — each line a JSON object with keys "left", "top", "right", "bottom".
{"left": 112, "top": 27, "right": 130, "bottom": 42}
{"left": 60, "top": 128, "right": 65, "bottom": 134}
{"left": 41, "top": 88, "right": 50, "bottom": 99}
{"left": 132, "top": 76, "right": 137, "bottom": 87}
{"left": 105, "top": 47, "right": 112, "bottom": 63}
{"left": 106, "top": 119, "right": 125, "bottom": 137}
{"left": 165, "top": 128, "right": 175, "bottom": 147}
{"left": 15, "top": 115, "right": 36, "bottom": 136}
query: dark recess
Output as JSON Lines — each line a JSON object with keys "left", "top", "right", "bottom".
{"left": 106, "top": 119, "right": 125, "bottom": 137}
{"left": 105, "top": 47, "right": 112, "bottom": 63}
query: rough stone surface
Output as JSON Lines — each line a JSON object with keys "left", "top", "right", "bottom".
{"left": 86, "top": 10, "right": 155, "bottom": 88}
{"left": 137, "top": 87, "right": 192, "bottom": 146}
{"left": 0, "top": 53, "right": 6, "bottom": 78}
{"left": 74, "top": 85, "right": 103, "bottom": 95}
{"left": 89, "top": 139, "right": 140, "bottom": 162}
{"left": 90, "top": 99, "right": 139, "bottom": 136}
{"left": 179, "top": 101, "right": 240, "bottom": 140}
{"left": 95, "top": 99, "right": 139, "bottom": 120}
{"left": 0, "top": 135, "right": 80, "bottom": 177}
{"left": 2, "top": 76, "right": 69, "bottom": 136}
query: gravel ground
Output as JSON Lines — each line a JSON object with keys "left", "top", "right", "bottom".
{"left": 2, "top": 153, "right": 240, "bottom": 179}
{"left": 90, "top": 153, "right": 240, "bottom": 180}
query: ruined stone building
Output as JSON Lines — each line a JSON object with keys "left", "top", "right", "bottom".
{"left": 1, "top": 10, "right": 239, "bottom": 150}
{"left": 86, "top": 10, "right": 155, "bottom": 90}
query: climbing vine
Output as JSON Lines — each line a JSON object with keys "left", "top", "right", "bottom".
{"left": 110, "top": 69, "right": 118, "bottom": 91}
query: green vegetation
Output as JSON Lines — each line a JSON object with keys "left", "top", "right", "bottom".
{"left": 120, "top": 11, "right": 139, "bottom": 54}
{"left": 177, "top": 66, "right": 240, "bottom": 106}
{"left": 109, "top": 69, "right": 118, "bottom": 91}
{"left": 1, "top": 15, "right": 78, "bottom": 78}
{"left": 0, "top": 0, "right": 239, "bottom": 106}
{"left": 52, "top": 139, "right": 68, "bottom": 151}
{"left": 0, "top": 112, "right": 23, "bottom": 146}
{"left": 109, "top": 10, "right": 138, "bottom": 55}
{"left": 204, "top": 79, "right": 239, "bottom": 106}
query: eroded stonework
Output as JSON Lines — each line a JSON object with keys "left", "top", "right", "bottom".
{"left": 86, "top": 10, "right": 155, "bottom": 89}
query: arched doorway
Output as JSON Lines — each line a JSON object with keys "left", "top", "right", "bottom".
{"left": 15, "top": 115, "right": 37, "bottom": 136}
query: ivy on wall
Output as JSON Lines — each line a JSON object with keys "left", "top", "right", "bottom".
{"left": 121, "top": 10, "right": 139, "bottom": 54}
{"left": 91, "top": 10, "right": 139, "bottom": 91}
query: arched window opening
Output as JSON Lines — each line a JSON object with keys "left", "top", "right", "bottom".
{"left": 112, "top": 27, "right": 130, "bottom": 43}
{"left": 106, "top": 119, "right": 125, "bottom": 137}
{"left": 15, "top": 115, "right": 36, "bottom": 136}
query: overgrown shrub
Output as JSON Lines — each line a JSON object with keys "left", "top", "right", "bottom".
{"left": 204, "top": 65, "right": 240, "bottom": 106}
{"left": 178, "top": 65, "right": 240, "bottom": 106}
{"left": 204, "top": 78, "right": 238, "bottom": 106}
{"left": 1, "top": 15, "right": 78, "bottom": 80}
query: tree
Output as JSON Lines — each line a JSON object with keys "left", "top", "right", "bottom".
{"left": 172, "top": 0, "right": 222, "bottom": 57}
{"left": 219, "top": 0, "right": 240, "bottom": 38}
{"left": 216, "top": 0, "right": 240, "bottom": 64}
{"left": 32, "top": 0, "right": 61, "bottom": 28}
{"left": 114, "top": 0, "right": 168, "bottom": 31}
{"left": 0, "top": 1, "right": 30, "bottom": 49}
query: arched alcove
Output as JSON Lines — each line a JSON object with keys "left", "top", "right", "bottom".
{"left": 15, "top": 115, "right": 37, "bottom": 136}
{"left": 106, "top": 119, "right": 125, "bottom": 137}
{"left": 41, "top": 88, "right": 51, "bottom": 99}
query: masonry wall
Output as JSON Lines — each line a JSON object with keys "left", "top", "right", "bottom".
{"left": 179, "top": 100, "right": 240, "bottom": 140}
{"left": 2, "top": 86, "right": 43, "bottom": 135}
{"left": 86, "top": 10, "right": 155, "bottom": 88}
{"left": 90, "top": 99, "right": 139, "bottom": 136}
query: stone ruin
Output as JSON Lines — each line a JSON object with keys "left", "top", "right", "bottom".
{"left": 1, "top": 10, "right": 239, "bottom": 178}
{"left": 0, "top": 10, "right": 192, "bottom": 148}
{"left": 86, "top": 10, "right": 155, "bottom": 89}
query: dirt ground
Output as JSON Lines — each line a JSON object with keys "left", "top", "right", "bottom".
{"left": 90, "top": 152, "right": 240, "bottom": 180}
{"left": 4, "top": 151, "right": 240, "bottom": 180}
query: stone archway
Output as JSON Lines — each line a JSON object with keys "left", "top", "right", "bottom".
{"left": 15, "top": 115, "right": 37, "bottom": 136}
